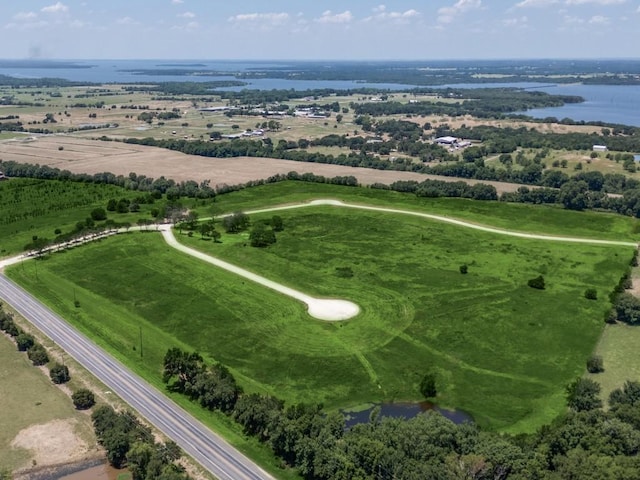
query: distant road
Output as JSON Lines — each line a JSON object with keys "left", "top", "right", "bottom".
{"left": 0, "top": 275, "right": 275, "bottom": 480}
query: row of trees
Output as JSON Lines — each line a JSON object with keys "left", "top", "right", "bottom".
{"left": 0, "top": 303, "right": 97, "bottom": 397}
{"left": 92, "top": 405, "right": 190, "bottom": 479}
{"left": 0, "top": 161, "right": 216, "bottom": 200}
{"left": 161, "top": 345, "right": 640, "bottom": 479}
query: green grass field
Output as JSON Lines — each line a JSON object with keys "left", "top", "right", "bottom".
{"left": 588, "top": 323, "right": 640, "bottom": 404}
{"left": 7, "top": 193, "right": 635, "bottom": 433}
{"left": 206, "top": 181, "right": 640, "bottom": 242}
{"left": 0, "top": 178, "right": 162, "bottom": 258}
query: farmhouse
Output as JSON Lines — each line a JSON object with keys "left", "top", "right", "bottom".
{"left": 593, "top": 145, "right": 608, "bottom": 152}
{"left": 0, "top": 171, "right": 7, "bottom": 181}
{"left": 435, "top": 136, "right": 458, "bottom": 145}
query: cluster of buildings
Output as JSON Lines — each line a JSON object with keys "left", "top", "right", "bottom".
{"left": 220, "top": 129, "right": 265, "bottom": 140}
{"left": 434, "top": 136, "right": 472, "bottom": 149}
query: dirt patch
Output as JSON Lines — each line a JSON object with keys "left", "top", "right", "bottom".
{"left": 0, "top": 136, "right": 532, "bottom": 194}
{"left": 11, "top": 419, "right": 98, "bottom": 472}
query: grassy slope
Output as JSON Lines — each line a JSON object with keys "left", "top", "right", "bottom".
{"left": 6, "top": 239, "right": 299, "bottom": 480}
{"left": 7, "top": 198, "right": 634, "bottom": 433}
{"left": 206, "top": 182, "right": 640, "bottom": 242}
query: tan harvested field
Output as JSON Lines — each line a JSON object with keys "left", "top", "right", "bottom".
{"left": 0, "top": 135, "right": 532, "bottom": 194}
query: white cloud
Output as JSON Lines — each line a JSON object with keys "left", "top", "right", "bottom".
{"left": 116, "top": 16, "right": 138, "bottom": 25}
{"left": 41, "top": 2, "right": 69, "bottom": 14}
{"left": 178, "top": 11, "right": 195, "bottom": 19}
{"left": 438, "top": 0, "right": 482, "bottom": 24}
{"left": 171, "top": 0, "right": 184, "bottom": 4}
{"left": 364, "top": 8, "right": 420, "bottom": 23}
{"left": 515, "top": 0, "right": 558, "bottom": 7}
{"left": 588, "top": 14, "right": 610, "bottom": 23}
{"left": 4, "top": 20, "right": 48, "bottom": 30}
{"left": 316, "top": 10, "right": 353, "bottom": 24}
{"left": 503, "top": 15, "right": 529, "bottom": 26}
{"left": 228, "top": 12, "right": 290, "bottom": 25}
{"left": 563, "top": 14, "right": 585, "bottom": 23}
{"left": 566, "top": 0, "right": 626, "bottom": 4}
{"left": 13, "top": 12, "right": 38, "bottom": 21}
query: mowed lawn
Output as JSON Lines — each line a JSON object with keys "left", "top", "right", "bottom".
{"left": 8, "top": 201, "right": 635, "bottom": 433}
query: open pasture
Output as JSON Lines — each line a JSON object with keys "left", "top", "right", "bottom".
{"left": 7, "top": 193, "right": 635, "bottom": 432}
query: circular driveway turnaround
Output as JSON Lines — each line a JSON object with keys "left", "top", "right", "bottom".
{"left": 0, "top": 197, "right": 636, "bottom": 479}
{"left": 160, "top": 225, "right": 361, "bottom": 321}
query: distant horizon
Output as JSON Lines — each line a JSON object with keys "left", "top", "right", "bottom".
{"left": 1, "top": 1, "right": 639, "bottom": 60}
{"left": 2, "top": 57, "right": 640, "bottom": 63}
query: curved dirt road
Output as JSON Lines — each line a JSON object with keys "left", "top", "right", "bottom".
{"left": 0, "top": 197, "right": 635, "bottom": 480}
{"left": 241, "top": 199, "right": 639, "bottom": 248}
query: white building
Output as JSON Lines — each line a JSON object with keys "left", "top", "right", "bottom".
{"left": 593, "top": 145, "right": 608, "bottom": 152}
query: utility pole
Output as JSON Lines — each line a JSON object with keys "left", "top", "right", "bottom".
{"left": 139, "top": 326, "right": 143, "bottom": 359}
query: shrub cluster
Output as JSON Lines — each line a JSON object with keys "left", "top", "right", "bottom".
{"left": 92, "top": 405, "right": 189, "bottom": 477}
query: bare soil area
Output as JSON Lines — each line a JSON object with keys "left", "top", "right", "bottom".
{"left": 11, "top": 419, "right": 101, "bottom": 476}
{"left": 0, "top": 135, "right": 531, "bottom": 194}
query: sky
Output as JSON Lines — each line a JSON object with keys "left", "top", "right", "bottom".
{"left": 2, "top": 0, "right": 640, "bottom": 60}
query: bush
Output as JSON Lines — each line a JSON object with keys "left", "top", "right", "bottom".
{"left": 28, "top": 344, "right": 49, "bottom": 366}
{"left": 15, "top": 333, "right": 35, "bottom": 352}
{"left": 271, "top": 215, "right": 284, "bottom": 232}
{"left": 223, "top": 212, "right": 250, "bottom": 233}
{"left": 459, "top": 264, "right": 468, "bottom": 274}
{"left": 72, "top": 389, "right": 96, "bottom": 410}
{"left": 419, "top": 373, "right": 437, "bottom": 398}
{"left": 614, "top": 292, "right": 640, "bottom": 325}
{"left": 527, "top": 275, "right": 545, "bottom": 290}
{"left": 49, "top": 363, "right": 70, "bottom": 384}
{"left": 584, "top": 288, "right": 598, "bottom": 300}
{"left": 249, "top": 223, "right": 276, "bottom": 248}
{"left": 90, "top": 207, "right": 107, "bottom": 221}
{"left": 586, "top": 355, "right": 604, "bottom": 373}
{"left": 335, "top": 266, "right": 354, "bottom": 278}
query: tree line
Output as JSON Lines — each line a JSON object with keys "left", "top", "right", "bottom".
{"left": 351, "top": 89, "right": 583, "bottom": 119}
{"left": 161, "top": 345, "right": 640, "bottom": 479}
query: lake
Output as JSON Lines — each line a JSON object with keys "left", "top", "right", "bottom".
{"left": 0, "top": 59, "right": 415, "bottom": 91}
{"left": 441, "top": 82, "right": 640, "bottom": 127}
{"left": 343, "top": 401, "right": 473, "bottom": 428}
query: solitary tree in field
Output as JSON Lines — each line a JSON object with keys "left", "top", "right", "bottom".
{"left": 586, "top": 355, "right": 604, "bottom": 373}
{"left": 249, "top": 223, "right": 276, "bottom": 248}
{"left": 528, "top": 275, "right": 545, "bottom": 290}
{"left": 420, "top": 373, "right": 437, "bottom": 399}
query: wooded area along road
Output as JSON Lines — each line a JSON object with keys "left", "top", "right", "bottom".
{"left": 0, "top": 274, "right": 275, "bottom": 480}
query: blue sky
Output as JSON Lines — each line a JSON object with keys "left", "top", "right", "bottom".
{"left": 2, "top": 1, "right": 639, "bottom": 60}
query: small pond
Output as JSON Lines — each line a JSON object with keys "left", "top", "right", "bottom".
{"left": 343, "top": 401, "right": 473, "bottom": 428}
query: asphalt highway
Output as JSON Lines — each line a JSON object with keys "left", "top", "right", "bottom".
{"left": 0, "top": 274, "right": 275, "bottom": 480}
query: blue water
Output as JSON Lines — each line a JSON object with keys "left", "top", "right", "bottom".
{"left": 0, "top": 59, "right": 414, "bottom": 91}
{"left": 343, "top": 402, "right": 472, "bottom": 428}
{"left": 517, "top": 84, "right": 640, "bottom": 127}
{"left": 440, "top": 82, "right": 640, "bottom": 126}
{"left": 1, "top": 60, "right": 638, "bottom": 125}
